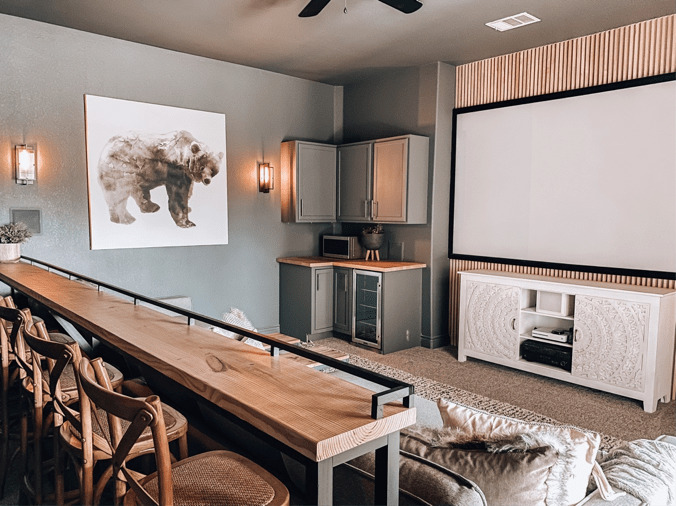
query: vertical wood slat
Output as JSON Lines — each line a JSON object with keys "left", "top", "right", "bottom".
{"left": 455, "top": 14, "right": 675, "bottom": 108}
{"left": 450, "top": 14, "right": 676, "bottom": 398}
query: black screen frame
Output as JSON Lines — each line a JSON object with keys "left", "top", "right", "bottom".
{"left": 448, "top": 73, "right": 676, "bottom": 281}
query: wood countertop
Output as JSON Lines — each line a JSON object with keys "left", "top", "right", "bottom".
{"left": 0, "top": 262, "right": 415, "bottom": 463}
{"left": 277, "top": 256, "right": 426, "bottom": 272}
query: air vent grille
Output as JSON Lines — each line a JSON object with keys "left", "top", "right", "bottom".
{"left": 486, "top": 12, "right": 540, "bottom": 32}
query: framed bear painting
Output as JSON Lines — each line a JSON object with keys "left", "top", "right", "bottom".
{"left": 84, "top": 95, "right": 228, "bottom": 250}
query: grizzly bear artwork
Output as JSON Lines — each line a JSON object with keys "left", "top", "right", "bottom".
{"left": 97, "top": 130, "right": 223, "bottom": 228}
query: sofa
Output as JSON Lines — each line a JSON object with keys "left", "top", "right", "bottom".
{"left": 319, "top": 370, "right": 676, "bottom": 506}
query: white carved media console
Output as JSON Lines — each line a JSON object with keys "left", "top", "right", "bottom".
{"left": 457, "top": 270, "right": 676, "bottom": 412}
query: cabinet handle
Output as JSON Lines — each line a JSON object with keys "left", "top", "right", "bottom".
{"left": 374, "top": 201, "right": 378, "bottom": 219}
{"left": 364, "top": 200, "right": 368, "bottom": 218}
{"left": 574, "top": 329, "right": 579, "bottom": 342}
{"left": 369, "top": 200, "right": 374, "bottom": 220}
{"left": 510, "top": 317, "right": 516, "bottom": 330}
{"left": 300, "top": 199, "right": 303, "bottom": 216}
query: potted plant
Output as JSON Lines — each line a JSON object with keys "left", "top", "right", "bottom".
{"left": 360, "top": 223, "right": 385, "bottom": 251}
{"left": 0, "top": 222, "right": 32, "bottom": 263}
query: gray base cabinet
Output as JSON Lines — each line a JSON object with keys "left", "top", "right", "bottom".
{"left": 279, "top": 260, "right": 422, "bottom": 353}
{"left": 365, "top": 269, "right": 422, "bottom": 354}
{"left": 340, "top": 267, "right": 423, "bottom": 354}
{"left": 279, "top": 263, "right": 334, "bottom": 341}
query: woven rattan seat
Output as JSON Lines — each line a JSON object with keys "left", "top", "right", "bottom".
{"left": 138, "top": 451, "right": 278, "bottom": 506}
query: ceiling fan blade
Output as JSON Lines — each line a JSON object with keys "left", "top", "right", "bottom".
{"left": 378, "top": 0, "right": 423, "bottom": 14}
{"left": 299, "top": 0, "right": 332, "bottom": 17}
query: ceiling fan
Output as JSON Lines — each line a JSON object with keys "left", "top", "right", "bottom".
{"left": 299, "top": 0, "right": 423, "bottom": 17}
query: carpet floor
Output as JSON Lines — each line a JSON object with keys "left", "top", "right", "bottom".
{"left": 318, "top": 336, "right": 676, "bottom": 447}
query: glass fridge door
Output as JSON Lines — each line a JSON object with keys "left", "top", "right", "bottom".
{"left": 352, "top": 270, "right": 381, "bottom": 349}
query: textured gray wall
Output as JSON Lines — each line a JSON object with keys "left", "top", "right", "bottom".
{"left": 343, "top": 63, "right": 455, "bottom": 346}
{"left": 0, "top": 14, "right": 336, "bottom": 330}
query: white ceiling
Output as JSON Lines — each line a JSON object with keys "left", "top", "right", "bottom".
{"left": 1, "top": 0, "right": 673, "bottom": 85}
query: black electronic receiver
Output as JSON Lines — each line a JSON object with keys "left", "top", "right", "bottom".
{"left": 520, "top": 340, "right": 572, "bottom": 371}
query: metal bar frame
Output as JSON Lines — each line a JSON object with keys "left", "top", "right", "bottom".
{"left": 18, "top": 256, "right": 414, "bottom": 419}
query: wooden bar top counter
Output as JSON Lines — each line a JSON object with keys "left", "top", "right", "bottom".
{"left": 277, "top": 256, "right": 426, "bottom": 272}
{"left": 0, "top": 262, "right": 416, "bottom": 465}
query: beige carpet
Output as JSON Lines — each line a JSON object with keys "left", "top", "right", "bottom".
{"left": 319, "top": 337, "right": 676, "bottom": 446}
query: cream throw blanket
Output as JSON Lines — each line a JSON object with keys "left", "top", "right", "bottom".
{"left": 598, "top": 439, "right": 676, "bottom": 505}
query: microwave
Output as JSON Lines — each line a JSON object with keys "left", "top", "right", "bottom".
{"left": 323, "top": 235, "right": 363, "bottom": 259}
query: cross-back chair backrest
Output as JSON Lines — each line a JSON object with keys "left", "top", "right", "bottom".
{"left": 21, "top": 321, "right": 83, "bottom": 429}
{"left": 0, "top": 304, "right": 25, "bottom": 374}
{"left": 0, "top": 304, "right": 26, "bottom": 364}
{"left": 78, "top": 357, "right": 173, "bottom": 506}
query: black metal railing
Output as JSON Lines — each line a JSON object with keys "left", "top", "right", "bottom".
{"left": 18, "top": 256, "right": 415, "bottom": 417}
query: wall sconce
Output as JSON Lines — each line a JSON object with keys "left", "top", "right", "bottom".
{"left": 258, "top": 162, "right": 274, "bottom": 193}
{"left": 15, "top": 145, "right": 37, "bottom": 185}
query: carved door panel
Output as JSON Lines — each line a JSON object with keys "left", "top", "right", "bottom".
{"left": 464, "top": 281, "right": 519, "bottom": 360}
{"left": 572, "top": 295, "right": 649, "bottom": 391}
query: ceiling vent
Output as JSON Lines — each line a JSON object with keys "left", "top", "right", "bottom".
{"left": 486, "top": 12, "right": 540, "bottom": 32}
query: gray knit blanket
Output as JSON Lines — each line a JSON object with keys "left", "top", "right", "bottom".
{"left": 598, "top": 439, "right": 676, "bottom": 505}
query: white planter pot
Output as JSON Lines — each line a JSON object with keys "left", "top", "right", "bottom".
{"left": 0, "top": 243, "right": 21, "bottom": 263}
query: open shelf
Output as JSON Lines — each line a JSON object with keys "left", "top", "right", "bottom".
{"left": 521, "top": 307, "right": 574, "bottom": 321}
{"left": 519, "top": 334, "right": 572, "bottom": 348}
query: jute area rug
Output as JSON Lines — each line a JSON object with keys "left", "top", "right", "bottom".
{"left": 303, "top": 342, "right": 625, "bottom": 452}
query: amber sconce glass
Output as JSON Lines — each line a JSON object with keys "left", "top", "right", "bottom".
{"left": 258, "top": 162, "right": 274, "bottom": 193}
{"left": 15, "top": 145, "right": 36, "bottom": 185}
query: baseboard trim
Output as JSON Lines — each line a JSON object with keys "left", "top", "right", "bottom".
{"left": 421, "top": 334, "right": 450, "bottom": 349}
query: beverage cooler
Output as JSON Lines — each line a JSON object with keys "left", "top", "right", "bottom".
{"left": 352, "top": 270, "right": 382, "bottom": 349}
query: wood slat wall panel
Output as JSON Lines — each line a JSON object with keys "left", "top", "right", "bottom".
{"left": 450, "top": 14, "right": 676, "bottom": 398}
{"left": 455, "top": 15, "right": 675, "bottom": 108}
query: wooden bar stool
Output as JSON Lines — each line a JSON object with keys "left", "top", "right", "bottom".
{"left": 78, "top": 356, "right": 290, "bottom": 506}
{"left": 0, "top": 298, "right": 46, "bottom": 498}
{"left": 0, "top": 304, "right": 26, "bottom": 497}
{"left": 10, "top": 311, "right": 86, "bottom": 504}
{"left": 22, "top": 321, "right": 189, "bottom": 505}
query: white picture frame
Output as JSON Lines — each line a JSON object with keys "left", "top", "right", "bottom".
{"left": 84, "top": 95, "right": 228, "bottom": 250}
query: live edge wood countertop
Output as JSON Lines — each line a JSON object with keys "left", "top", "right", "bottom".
{"left": 277, "top": 256, "right": 426, "bottom": 272}
{"left": 0, "top": 262, "right": 416, "bottom": 464}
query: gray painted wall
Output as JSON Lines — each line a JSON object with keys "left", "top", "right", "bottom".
{"left": 0, "top": 14, "right": 337, "bottom": 331}
{"left": 342, "top": 62, "right": 455, "bottom": 346}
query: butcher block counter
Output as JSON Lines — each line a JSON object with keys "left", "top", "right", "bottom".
{"left": 278, "top": 257, "right": 423, "bottom": 353}
{"left": 276, "top": 256, "right": 426, "bottom": 272}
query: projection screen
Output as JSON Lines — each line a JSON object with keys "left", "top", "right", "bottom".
{"left": 450, "top": 75, "right": 676, "bottom": 278}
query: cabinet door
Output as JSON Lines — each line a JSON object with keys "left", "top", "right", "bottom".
{"left": 337, "top": 143, "right": 372, "bottom": 222}
{"left": 333, "top": 267, "right": 352, "bottom": 333}
{"left": 297, "top": 143, "right": 336, "bottom": 222}
{"left": 463, "top": 281, "right": 519, "bottom": 360}
{"left": 373, "top": 138, "right": 408, "bottom": 222}
{"left": 352, "top": 270, "right": 381, "bottom": 348}
{"left": 572, "top": 295, "right": 649, "bottom": 391}
{"left": 313, "top": 268, "right": 334, "bottom": 333}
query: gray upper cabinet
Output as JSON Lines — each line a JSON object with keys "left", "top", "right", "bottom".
{"left": 281, "top": 140, "right": 337, "bottom": 222}
{"left": 337, "top": 142, "right": 372, "bottom": 222}
{"left": 338, "top": 135, "right": 429, "bottom": 224}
